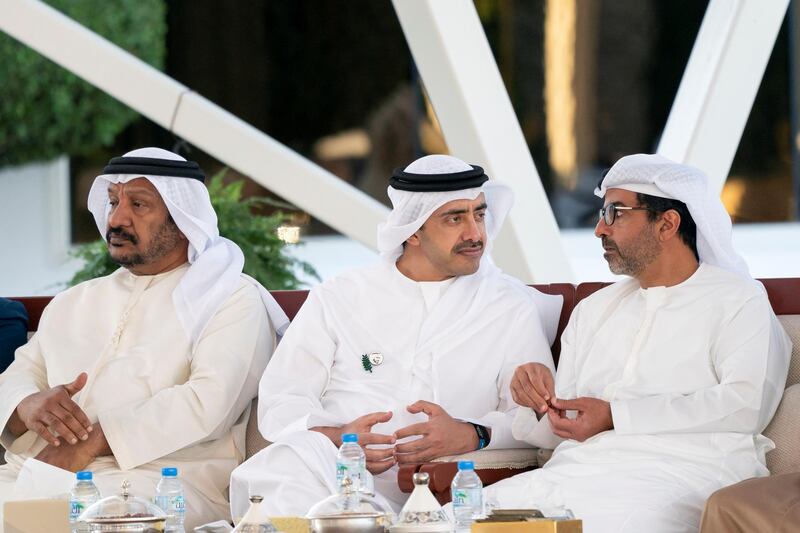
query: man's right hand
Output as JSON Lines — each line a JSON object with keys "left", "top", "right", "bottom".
{"left": 311, "top": 411, "right": 396, "bottom": 475}
{"left": 510, "top": 363, "right": 556, "bottom": 415}
{"left": 8, "top": 373, "right": 93, "bottom": 446}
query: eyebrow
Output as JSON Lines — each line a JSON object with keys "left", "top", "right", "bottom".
{"left": 439, "top": 202, "right": 488, "bottom": 217}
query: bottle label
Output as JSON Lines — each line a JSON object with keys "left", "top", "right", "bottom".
{"left": 336, "top": 461, "right": 362, "bottom": 490}
{"left": 172, "top": 494, "right": 185, "bottom": 516}
{"left": 452, "top": 487, "right": 482, "bottom": 513}
{"left": 69, "top": 501, "right": 85, "bottom": 522}
{"left": 155, "top": 494, "right": 185, "bottom": 518}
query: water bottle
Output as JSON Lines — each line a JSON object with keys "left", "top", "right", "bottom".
{"left": 69, "top": 471, "right": 100, "bottom": 532}
{"left": 154, "top": 467, "right": 186, "bottom": 533}
{"left": 451, "top": 461, "right": 483, "bottom": 529}
{"left": 336, "top": 433, "right": 366, "bottom": 492}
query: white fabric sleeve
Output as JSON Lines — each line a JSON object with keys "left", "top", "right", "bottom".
{"left": 0, "top": 331, "right": 48, "bottom": 450}
{"left": 98, "top": 284, "right": 273, "bottom": 470}
{"left": 465, "top": 302, "right": 556, "bottom": 450}
{"left": 511, "top": 305, "right": 581, "bottom": 449}
{"left": 611, "top": 294, "right": 786, "bottom": 436}
{"left": 257, "top": 289, "right": 342, "bottom": 442}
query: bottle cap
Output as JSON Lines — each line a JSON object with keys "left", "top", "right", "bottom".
{"left": 76, "top": 471, "right": 93, "bottom": 481}
{"left": 457, "top": 461, "right": 475, "bottom": 471}
{"left": 161, "top": 467, "right": 178, "bottom": 477}
{"left": 342, "top": 433, "right": 358, "bottom": 443}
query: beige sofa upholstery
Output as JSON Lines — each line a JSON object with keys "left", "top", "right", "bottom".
{"left": 763, "top": 315, "right": 800, "bottom": 474}
{"left": 245, "top": 398, "right": 269, "bottom": 460}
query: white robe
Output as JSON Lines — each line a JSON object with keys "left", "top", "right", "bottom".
{"left": 487, "top": 263, "right": 792, "bottom": 533}
{"left": 0, "top": 265, "right": 274, "bottom": 530}
{"left": 229, "top": 261, "right": 561, "bottom": 519}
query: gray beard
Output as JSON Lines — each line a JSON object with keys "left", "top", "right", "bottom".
{"left": 110, "top": 219, "right": 183, "bottom": 268}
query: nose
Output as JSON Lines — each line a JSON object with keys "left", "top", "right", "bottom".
{"left": 107, "top": 198, "right": 132, "bottom": 229}
{"left": 594, "top": 216, "right": 610, "bottom": 238}
{"left": 463, "top": 215, "right": 482, "bottom": 242}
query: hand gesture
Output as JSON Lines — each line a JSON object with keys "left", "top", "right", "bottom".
{"left": 393, "top": 401, "right": 479, "bottom": 464}
{"left": 313, "top": 411, "right": 397, "bottom": 475}
{"left": 510, "top": 363, "right": 555, "bottom": 414}
{"left": 14, "top": 373, "right": 93, "bottom": 446}
{"left": 35, "top": 423, "right": 110, "bottom": 473}
{"left": 547, "top": 397, "right": 613, "bottom": 442}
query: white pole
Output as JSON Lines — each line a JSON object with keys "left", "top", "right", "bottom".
{"left": 658, "top": 0, "right": 789, "bottom": 192}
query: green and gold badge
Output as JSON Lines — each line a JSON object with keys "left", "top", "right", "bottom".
{"left": 361, "top": 352, "right": 384, "bottom": 373}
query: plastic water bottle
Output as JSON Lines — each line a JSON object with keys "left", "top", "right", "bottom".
{"left": 336, "top": 433, "right": 366, "bottom": 492}
{"left": 69, "top": 471, "right": 100, "bottom": 532}
{"left": 451, "top": 461, "right": 483, "bottom": 529}
{"left": 155, "top": 467, "right": 186, "bottom": 533}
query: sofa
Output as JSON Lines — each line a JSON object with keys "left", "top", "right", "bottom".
{"left": 10, "top": 277, "right": 800, "bottom": 504}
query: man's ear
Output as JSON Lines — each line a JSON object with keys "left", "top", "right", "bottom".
{"left": 658, "top": 210, "right": 681, "bottom": 241}
{"left": 405, "top": 232, "right": 421, "bottom": 247}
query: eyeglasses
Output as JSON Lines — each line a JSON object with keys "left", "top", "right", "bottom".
{"left": 598, "top": 204, "right": 653, "bottom": 226}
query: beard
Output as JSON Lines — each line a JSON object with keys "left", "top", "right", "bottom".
{"left": 108, "top": 218, "right": 183, "bottom": 268}
{"left": 602, "top": 228, "right": 661, "bottom": 277}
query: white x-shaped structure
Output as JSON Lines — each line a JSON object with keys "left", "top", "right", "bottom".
{"left": 0, "top": 0, "right": 789, "bottom": 282}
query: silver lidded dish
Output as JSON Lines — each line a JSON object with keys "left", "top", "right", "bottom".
{"left": 306, "top": 477, "right": 394, "bottom": 533}
{"left": 78, "top": 479, "right": 167, "bottom": 532}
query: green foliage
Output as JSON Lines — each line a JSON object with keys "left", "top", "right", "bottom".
{"left": 0, "top": 0, "right": 166, "bottom": 166}
{"left": 69, "top": 239, "right": 118, "bottom": 287}
{"left": 69, "top": 170, "right": 319, "bottom": 290}
{"left": 207, "top": 171, "right": 319, "bottom": 290}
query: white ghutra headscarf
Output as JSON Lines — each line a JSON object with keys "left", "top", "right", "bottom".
{"left": 376, "top": 154, "right": 514, "bottom": 265}
{"left": 87, "top": 147, "right": 289, "bottom": 350}
{"left": 377, "top": 154, "right": 562, "bottom": 345}
{"left": 595, "top": 153, "right": 750, "bottom": 279}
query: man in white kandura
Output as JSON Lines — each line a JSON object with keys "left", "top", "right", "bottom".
{"left": 0, "top": 148, "right": 288, "bottom": 529}
{"left": 229, "top": 154, "right": 563, "bottom": 518}
{"left": 489, "top": 154, "right": 792, "bottom": 532}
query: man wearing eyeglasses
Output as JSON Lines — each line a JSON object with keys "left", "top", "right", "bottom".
{"left": 488, "top": 154, "right": 791, "bottom": 533}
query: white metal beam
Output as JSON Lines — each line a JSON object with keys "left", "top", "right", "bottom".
{"left": 392, "top": 0, "right": 573, "bottom": 283}
{"left": 0, "top": 0, "right": 389, "bottom": 248}
{"left": 658, "top": 0, "right": 789, "bottom": 192}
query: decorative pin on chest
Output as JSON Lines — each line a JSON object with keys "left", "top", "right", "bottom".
{"left": 361, "top": 352, "right": 384, "bottom": 373}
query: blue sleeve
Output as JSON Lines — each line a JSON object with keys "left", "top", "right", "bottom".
{"left": 0, "top": 299, "right": 29, "bottom": 373}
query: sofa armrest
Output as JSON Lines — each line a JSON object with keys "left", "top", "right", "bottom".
{"left": 431, "top": 448, "right": 541, "bottom": 469}
{"left": 397, "top": 448, "right": 541, "bottom": 505}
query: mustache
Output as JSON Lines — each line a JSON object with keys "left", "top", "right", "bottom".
{"left": 601, "top": 237, "right": 618, "bottom": 251}
{"left": 107, "top": 227, "right": 138, "bottom": 244}
{"left": 453, "top": 240, "right": 484, "bottom": 253}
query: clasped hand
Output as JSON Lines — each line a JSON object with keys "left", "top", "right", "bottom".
{"left": 313, "top": 401, "right": 479, "bottom": 474}
{"left": 9, "top": 373, "right": 93, "bottom": 446}
{"left": 34, "top": 424, "right": 111, "bottom": 473}
{"left": 392, "top": 400, "right": 478, "bottom": 464}
{"left": 511, "top": 363, "right": 613, "bottom": 442}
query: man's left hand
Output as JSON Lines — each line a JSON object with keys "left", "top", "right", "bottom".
{"left": 34, "top": 424, "right": 112, "bottom": 472}
{"left": 392, "top": 401, "right": 480, "bottom": 463}
{"left": 547, "top": 397, "right": 613, "bottom": 442}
